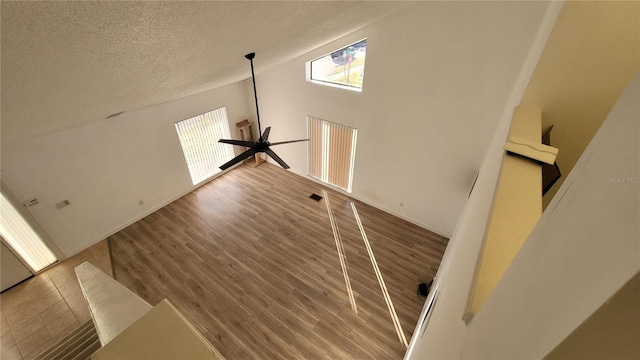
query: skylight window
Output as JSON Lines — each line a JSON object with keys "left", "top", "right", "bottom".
{"left": 309, "top": 39, "right": 367, "bottom": 91}
{"left": 175, "top": 107, "right": 235, "bottom": 185}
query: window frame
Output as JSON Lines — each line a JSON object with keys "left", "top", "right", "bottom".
{"left": 174, "top": 107, "right": 235, "bottom": 185}
{"left": 307, "top": 116, "right": 358, "bottom": 193}
{"left": 307, "top": 38, "right": 368, "bottom": 92}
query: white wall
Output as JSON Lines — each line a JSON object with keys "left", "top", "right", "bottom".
{"left": 1, "top": 82, "right": 251, "bottom": 256}
{"left": 403, "top": 3, "right": 560, "bottom": 357}
{"left": 407, "top": 65, "right": 639, "bottom": 358}
{"left": 252, "top": 1, "right": 550, "bottom": 236}
{"left": 460, "top": 72, "right": 639, "bottom": 358}
{"left": 0, "top": 1, "right": 551, "bottom": 256}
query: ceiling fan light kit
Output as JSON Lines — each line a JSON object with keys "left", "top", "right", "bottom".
{"left": 218, "top": 53, "right": 308, "bottom": 170}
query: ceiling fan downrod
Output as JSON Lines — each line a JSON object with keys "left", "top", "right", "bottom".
{"left": 245, "top": 52, "right": 262, "bottom": 140}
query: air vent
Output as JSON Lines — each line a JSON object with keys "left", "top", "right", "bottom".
{"left": 23, "top": 198, "right": 39, "bottom": 207}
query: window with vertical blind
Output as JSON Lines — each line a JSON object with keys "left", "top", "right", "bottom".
{"left": 175, "top": 107, "right": 235, "bottom": 185}
{"left": 308, "top": 116, "right": 358, "bottom": 192}
{"left": 0, "top": 192, "right": 57, "bottom": 272}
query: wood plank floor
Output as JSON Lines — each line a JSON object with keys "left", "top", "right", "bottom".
{"left": 108, "top": 162, "right": 448, "bottom": 359}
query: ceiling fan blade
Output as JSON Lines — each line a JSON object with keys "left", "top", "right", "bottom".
{"left": 219, "top": 149, "right": 256, "bottom": 170}
{"left": 265, "top": 149, "right": 290, "bottom": 169}
{"left": 270, "top": 139, "right": 309, "bottom": 146}
{"left": 219, "top": 139, "right": 255, "bottom": 147}
{"left": 262, "top": 126, "right": 271, "bottom": 141}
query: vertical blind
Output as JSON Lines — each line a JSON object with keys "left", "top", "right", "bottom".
{"left": 0, "top": 192, "right": 57, "bottom": 272}
{"left": 175, "top": 107, "right": 235, "bottom": 185}
{"left": 308, "top": 116, "right": 358, "bottom": 192}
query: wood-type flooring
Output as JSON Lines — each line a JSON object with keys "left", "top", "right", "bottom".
{"left": 108, "top": 162, "right": 448, "bottom": 359}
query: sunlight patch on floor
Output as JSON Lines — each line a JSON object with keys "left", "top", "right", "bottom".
{"left": 322, "top": 190, "right": 357, "bottom": 315}
{"left": 351, "top": 202, "right": 408, "bottom": 348}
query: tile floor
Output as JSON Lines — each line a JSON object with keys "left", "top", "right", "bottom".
{"left": 0, "top": 240, "right": 111, "bottom": 360}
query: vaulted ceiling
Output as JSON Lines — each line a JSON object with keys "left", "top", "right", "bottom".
{"left": 1, "top": 1, "right": 405, "bottom": 146}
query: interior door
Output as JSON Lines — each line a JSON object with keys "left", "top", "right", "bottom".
{"left": 1, "top": 240, "right": 33, "bottom": 292}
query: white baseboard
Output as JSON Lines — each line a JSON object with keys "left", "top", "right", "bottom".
{"left": 62, "top": 163, "right": 243, "bottom": 258}
{"left": 65, "top": 161, "right": 450, "bottom": 258}
{"left": 287, "top": 167, "right": 451, "bottom": 239}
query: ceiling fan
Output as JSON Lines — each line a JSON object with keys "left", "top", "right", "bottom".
{"left": 218, "top": 53, "right": 308, "bottom": 170}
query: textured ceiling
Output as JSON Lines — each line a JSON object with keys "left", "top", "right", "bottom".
{"left": 1, "top": 1, "right": 404, "bottom": 146}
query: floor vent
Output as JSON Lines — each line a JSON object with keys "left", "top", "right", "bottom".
{"left": 310, "top": 193, "right": 323, "bottom": 201}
